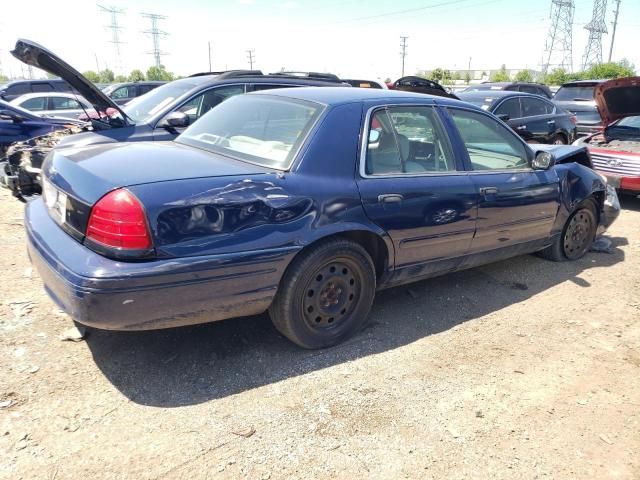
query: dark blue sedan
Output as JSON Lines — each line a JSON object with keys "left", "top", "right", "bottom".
{"left": 25, "top": 88, "right": 620, "bottom": 348}
{"left": 0, "top": 99, "right": 81, "bottom": 153}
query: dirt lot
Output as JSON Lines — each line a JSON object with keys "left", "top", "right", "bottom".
{"left": 0, "top": 188, "right": 639, "bottom": 480}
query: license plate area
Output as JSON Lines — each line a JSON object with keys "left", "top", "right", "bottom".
{"left": 42, "top": 178, "right": 68, "bottom": 225}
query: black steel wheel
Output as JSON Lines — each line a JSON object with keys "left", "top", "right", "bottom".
{"left": 269, "top": 238, "right": 376, "bottom": 349}
{"left": 562, "top": 207, "right": 596, "bottom": 260}
{"left": 540, "top": 199, "right": 597, "bottom": 262}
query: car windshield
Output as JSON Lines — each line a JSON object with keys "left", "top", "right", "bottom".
{"left": 554, "top": 85, "right": 595, "bottom": 101}
{"left": 176, "top": 94, "right": 324, "bottom": 170}
{"left": 608, "top": 116, "right": 640, "bottom": 137}
{"left": 122, "top": 79, "right": 201, "bottom": 123}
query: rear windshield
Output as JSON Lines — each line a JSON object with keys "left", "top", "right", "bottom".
{"left": 554, "top": 85, "right": 595, "bottom": 101}
{"left": 463, "top": 85, "right": 505, "bottom": 92}
{"left": 177, "top": 94, "right": 324, "bottom": 170}
{"left": 122, "top": 79, "right": 202, "bottom": 123}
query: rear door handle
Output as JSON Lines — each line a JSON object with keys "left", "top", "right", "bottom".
{"left": 378, "top": 194, "right": 404, "bottom": 204}
{"left": 547, "top": 120, "right": 556, "bottom": 125}
{"left": 516, "top": 125, "right": 527, "bottom": 130}
{"left": 479, "top": 187, "right": 498, "bottom": 196}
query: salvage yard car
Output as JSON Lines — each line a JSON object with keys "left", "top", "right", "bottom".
{"left": 0, "top": 99, "right": 83, "bottom": 157}
{"left": 553, "top": 79, "right": 605, "bottom": 137}
{"left": 458, "top": 91, "right": 577, "bottom": 144}
{"left": 2, "top": 39, "right": 346, "bottom": 198}
{"left": 575, "top": 76, "right": 640, "bottom": 194}
{"left": 10, "top": 92, "right": 96, "bottom": 119}
{"left": 25, "top": 87, "right": 619, "bottom": 349}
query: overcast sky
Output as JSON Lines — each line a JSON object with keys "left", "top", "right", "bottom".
{"left": 1, "top": 0, "right": 638, "bottom": 81}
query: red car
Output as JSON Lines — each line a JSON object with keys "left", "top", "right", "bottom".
{"left": 576, "top": 77, "right": 640, "bottom": 194}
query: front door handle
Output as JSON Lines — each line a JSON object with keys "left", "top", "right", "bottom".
{"left": 479, "top": 187, "right": 498, "bottom": 196}
{"left": 516, "top": 125, "right": 527, "bottom": 130}
{"left": 378, "top": 194, "right": 404, "bottom": 204}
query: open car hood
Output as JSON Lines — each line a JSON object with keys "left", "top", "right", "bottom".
{"left": 594, "top": 76, "right": 640, "bottom": 126}
{"left": 11, "top": 39, "right": 130, "bottom": 124}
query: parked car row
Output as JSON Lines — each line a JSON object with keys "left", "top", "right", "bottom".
{"left": 0, "top": 38, "right": 623, "bottom": 350}
{"left": 1, "top": 39, "right": 637, "bottom": 203}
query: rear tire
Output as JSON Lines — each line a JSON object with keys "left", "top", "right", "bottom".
{"left": 269, "top": 239, "right": 376, "bottom": 349}
{"left": 551, "top": 134, "right": 567, "bottom": 145}
{"left": 540, "top": 199, "right": 597, "bottom": 262}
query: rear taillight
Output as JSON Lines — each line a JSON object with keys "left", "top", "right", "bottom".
{"left": 86, "top": 189, "right": 152, "bottom": 250}
{"left": 570, "top": 115, "right": 577, "bottom": 125}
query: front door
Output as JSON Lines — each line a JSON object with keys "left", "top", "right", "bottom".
{"left": 445, "top": 107, "right": 560, "bottom": 254}
{"left": 356, "top": 105, "right": 478, "bottom": 279}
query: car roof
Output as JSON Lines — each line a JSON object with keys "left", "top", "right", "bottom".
{"left": 560, "top": 79, "right": 608, "bottom": 86}
{"left": 2, "top": 78, "right": 66, "bottom": 86}
{"left": 459, "top": 90, "right": 549, "bottom": 100}
{"left": 12, "top": 91, "right": 86, "bottom": 99}
{"left": 249, "top": 86, "right": 474, "bottom": 108}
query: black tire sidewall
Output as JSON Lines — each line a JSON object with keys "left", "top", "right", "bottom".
{"left": 561, "top": 202, "right": 597, "bottom": 260}
{"left": 270, "top": 240, "right": 376, "bottom": 349}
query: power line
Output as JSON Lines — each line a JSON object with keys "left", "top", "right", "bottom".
{"left": 542, "top": 0, "right": 575, "bottom": 74}
{"left": 582, "top": 0, "right": 608, "bottom": 69}
{"left": 142, "top": 12, "right": 168, "bottom": 68}
{"left": 608, "top": 0, "right": 621, "bottom": 62}
{"left": 97, "top": 4, "right": 125, "bottom": 74}
{"left": 247, "top": 49, "right": 256, "bottom": 69}
{"left": 399, "top": 36, "right": 408, "bottom": 77}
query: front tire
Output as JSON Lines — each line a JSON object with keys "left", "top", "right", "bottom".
{"left": 269, "top": 239, "right": 376, "bottom": 349}
{"left": 540, "top": 200, "right": 597, "bottom": 262}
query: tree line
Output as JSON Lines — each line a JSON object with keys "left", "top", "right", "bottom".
{"left": 80, "top": 65, "right": 177, "bottom": 84}
{"left": 418, "top": 59, "right": 635, "bottom": 85}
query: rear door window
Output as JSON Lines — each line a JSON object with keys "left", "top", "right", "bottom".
{"left": 494, "top": 98, "right": 522, "bottom": 119}
{"left": 50, "top": 97, "right": 82, "bottom": 110}
{"left": 521, "top": 97, "right": 550, "bottom": 117}
{"left": 20, "top": 97, "right": 47, "bottom": 111}
{"left": 366, "top": 106, "right": 455, "bottom": 175}
{"left": 250, "top": 83, "right": 301, "bottom": 92}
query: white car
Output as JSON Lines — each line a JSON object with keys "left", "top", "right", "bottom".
{"left": 9, "top": 92, "right": 96, "bottom": 119}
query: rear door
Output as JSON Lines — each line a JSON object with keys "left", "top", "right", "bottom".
{"left": 519, "top": 96, "right": 556, "bottom": 143}
{"left": 445, "top": 107, "right": 559, "bottom": 254}
{"left": 493, "top": 97, "right": 531, "bottom": 141}
{"left": 356, "top": 104, "right": 478, "bottom": 277}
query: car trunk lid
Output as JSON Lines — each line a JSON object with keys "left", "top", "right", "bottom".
{"left": 41, "top": 141, "right": 272, "bottom": 248}
{"left": 43, "top": 141, "right": 271, "bottom": 205}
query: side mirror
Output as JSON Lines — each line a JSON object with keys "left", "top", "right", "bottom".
{"left": 0, "top": 110, "right": 22, "bottom": 122}
{"left": 532, "top": 151, "right": 555, "bottom": 170}
{"left": 497, "top": 113, "right": 510, "bottom": 122}
{"left": 158, "top": 111, "right": 189, "bottom": 129}
{"left": 368, "top": 129, "right": 381, "bottom": 144}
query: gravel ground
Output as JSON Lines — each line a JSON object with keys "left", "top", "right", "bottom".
{"left": 0, "top": 188, "right": 639, "bottom": 480}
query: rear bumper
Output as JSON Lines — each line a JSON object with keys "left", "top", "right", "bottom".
{"left": 576, "top": 124, "right": 602, "bottom": 137}
{"left": 26, "top": 199, "right": 299, "bottom": 330}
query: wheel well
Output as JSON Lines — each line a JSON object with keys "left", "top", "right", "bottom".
{"left": 290, "top": 231, "right": 389, "bottom": 280}
{"left": 336, "top": 231, "right": 389, "bottom": 279}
